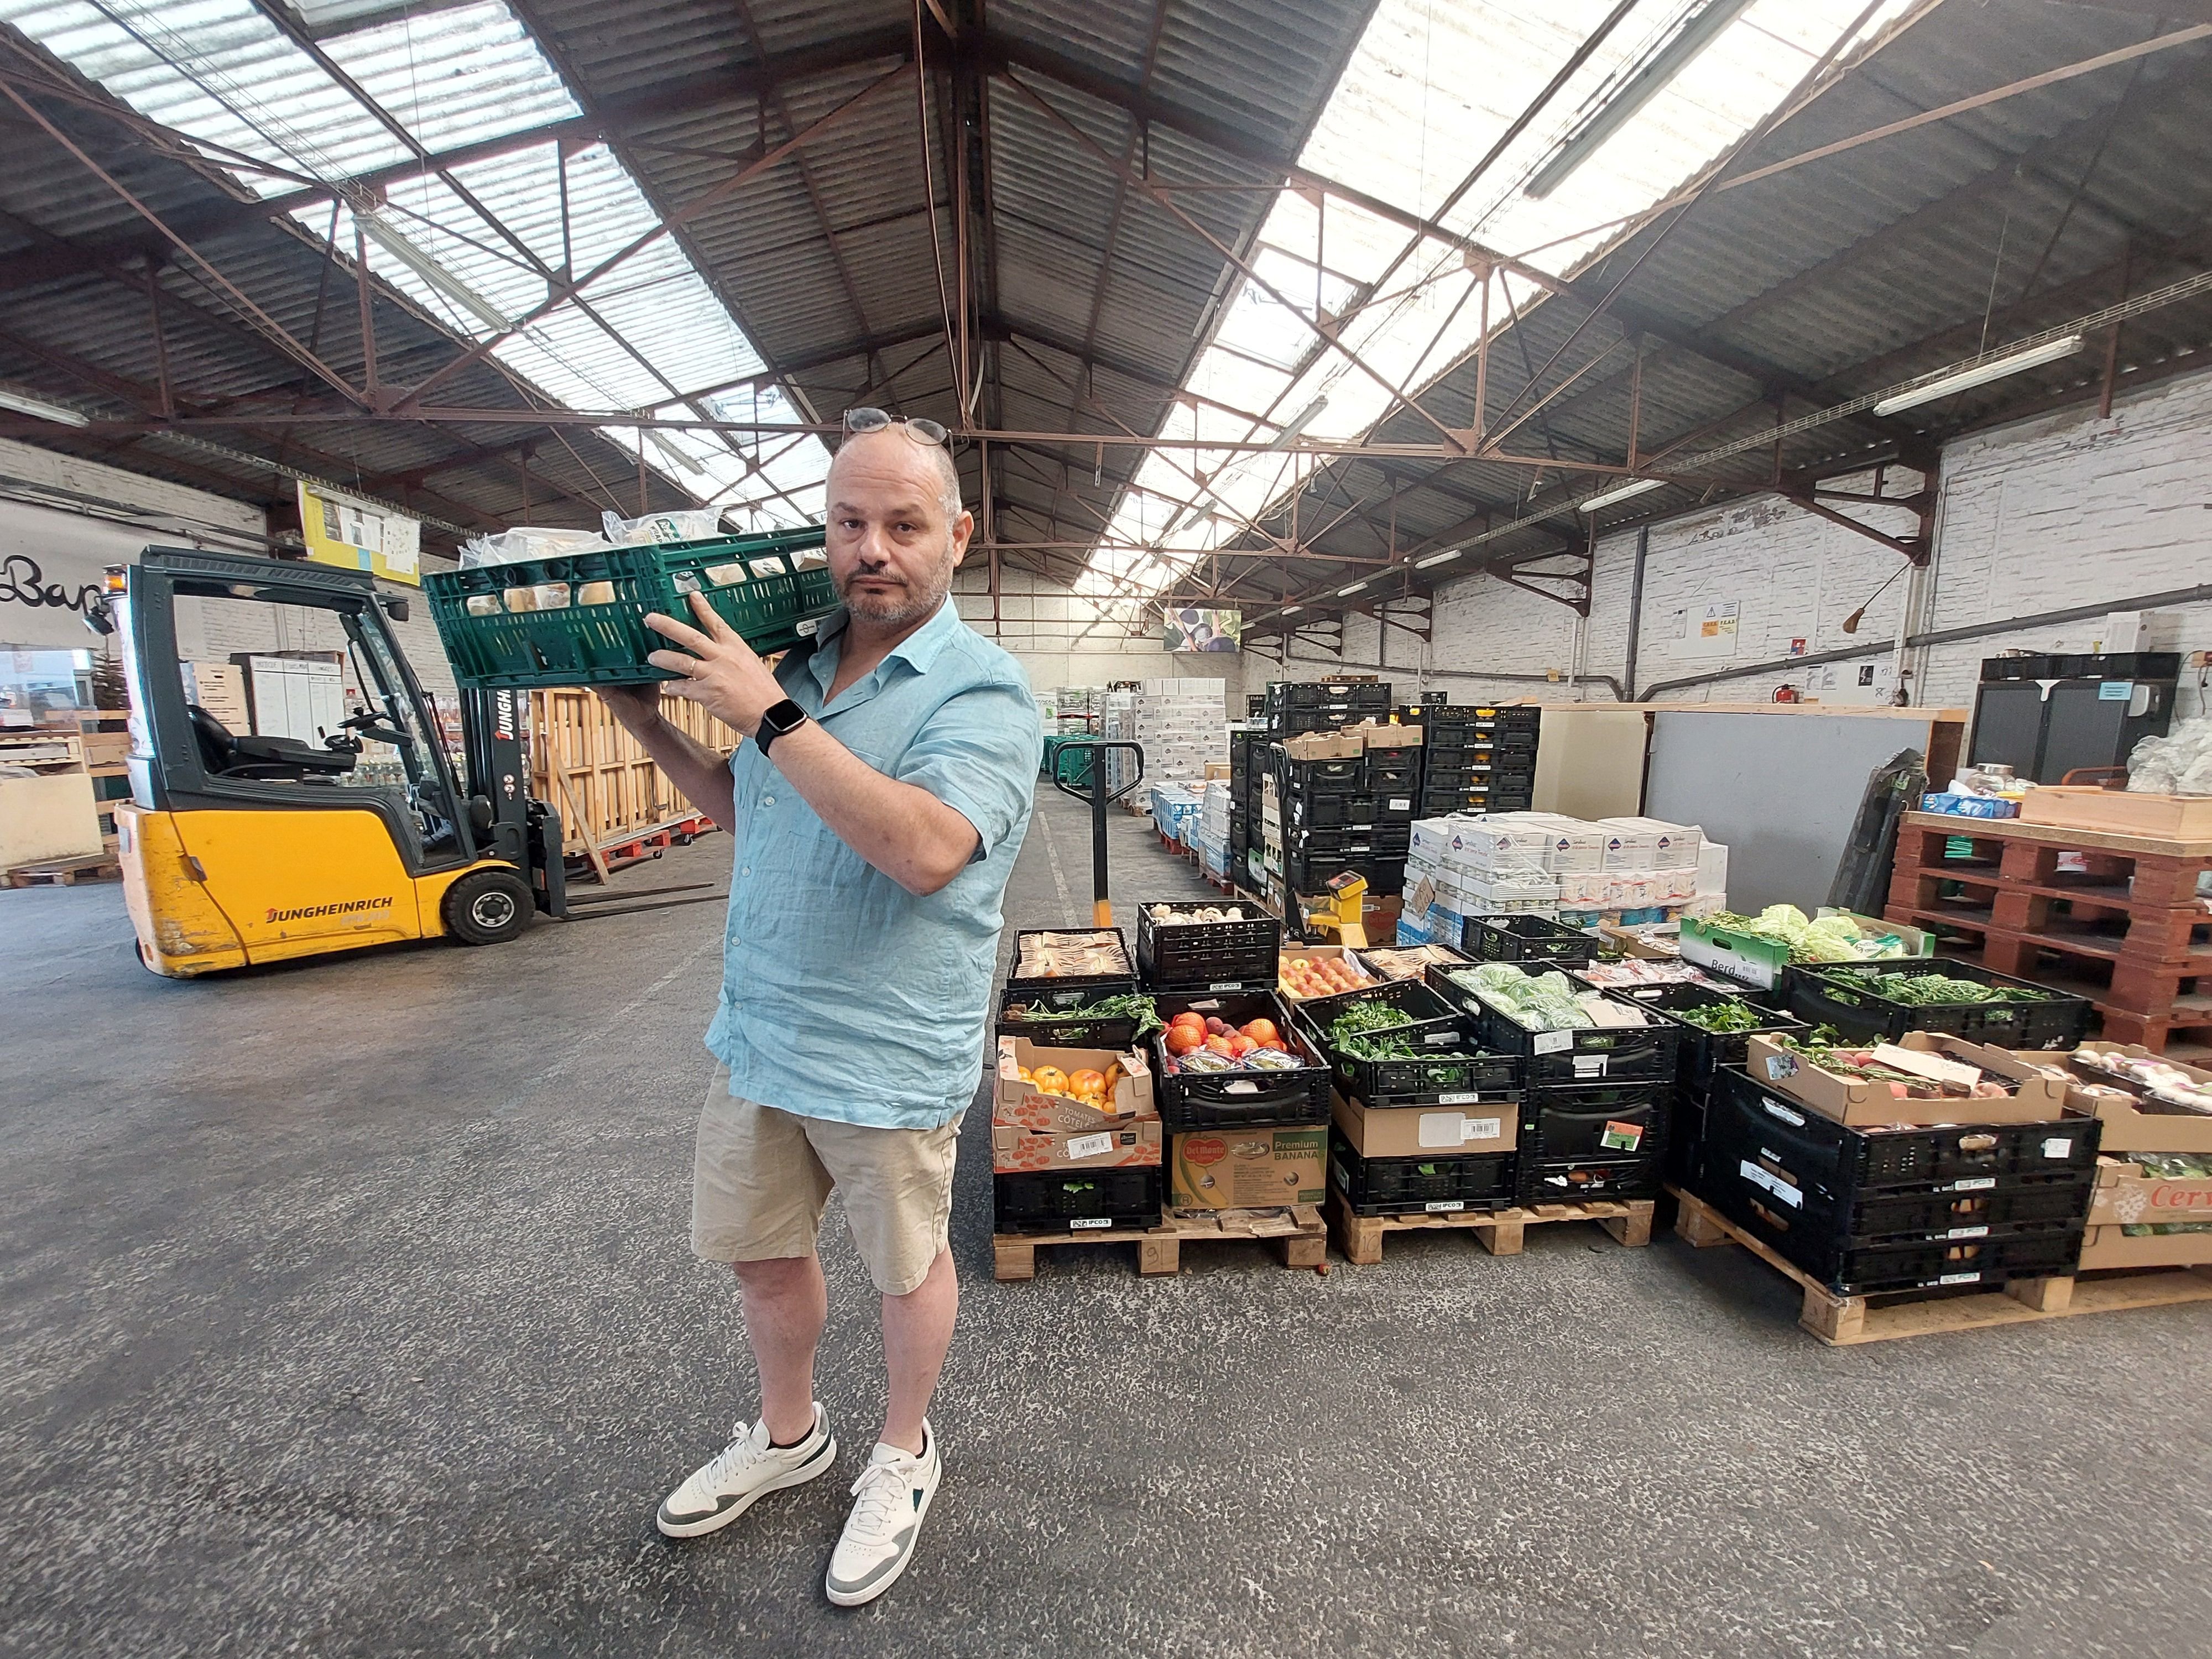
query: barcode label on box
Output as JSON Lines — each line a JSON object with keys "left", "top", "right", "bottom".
{"left": 1424, "top": 1200, "right": 1465, "bottom": 1213}
{"left": 2042, "top": 1138, "right": 2074, "bottom": 1159}
{"left": 1069, "top": 1216, "right": 1112, "bottom": 1230}
{"left": 1532, "top": 1031, "right": 1573, "bottom": 1055}
{"left": 1574, "top": 1054, "right": 1609, "bottom": 1078}
{"left": 1938, "top": 1271, "right": 1981, "bottom": 1285}
{"left": 1388, "top": 798, "right": 1411, "bottom": 811}
{"left": 1945, "top": 1225, "right": 1990, "bottom": 1239}
{"left": 1436, "top": 1092, "right": 1485, "bottom": 1107}
{"left": 1065, "top": 1132, "right": 1114, "bottom": 1161}
{"left": 1953, "top": 1177, "right": 1997, "bottom": 1191}
{"left": 1207, "top": 982, "right": 1242, "bottom": 992}
{"left": 1423, "top": 1031, "right": 1455, "bottom": 1046}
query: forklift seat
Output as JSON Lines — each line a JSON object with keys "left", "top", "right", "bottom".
{"left": 187, "top": 702, "right": 356, "bottom": 780}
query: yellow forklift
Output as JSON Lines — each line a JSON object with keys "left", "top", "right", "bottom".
{"left": 93, "top": 547, "right": 567, "bottom": 975}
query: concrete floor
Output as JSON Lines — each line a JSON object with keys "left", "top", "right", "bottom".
{"left": 2, "top": 786, "right": 2208, "bottom": 1658}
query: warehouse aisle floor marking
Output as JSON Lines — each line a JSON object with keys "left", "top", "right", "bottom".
{"left": 1036, "top": 807, "right": 1076, "bottom": 921}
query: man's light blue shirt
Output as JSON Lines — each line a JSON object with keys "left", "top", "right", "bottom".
{"left": 703, "top": 597, "right": 1041, "bottom": 1129}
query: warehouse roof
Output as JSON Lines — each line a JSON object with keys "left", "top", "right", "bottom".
{"left": 0, "top": 0, "right": 2204, "bottom": 609}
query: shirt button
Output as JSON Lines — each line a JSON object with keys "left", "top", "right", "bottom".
{"left": 740, "top": 865, "right": 752, "bottom": 877}
{"left": 762, "top": 795, "right": 775, "bottom": 806}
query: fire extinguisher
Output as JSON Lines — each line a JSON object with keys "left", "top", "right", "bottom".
{"left": 1772, "top": 684, "right": 1802, "bottom": 703}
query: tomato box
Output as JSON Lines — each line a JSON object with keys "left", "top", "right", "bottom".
{"left": 994, "top": 1037, "right": 1155, "bottom": 1121}
{"left": 1741, "top": 1032, "right": 2070, "bottom": 1128}
{"left": 1168, "top": 1126, "right": 1327, "bottom": 1210}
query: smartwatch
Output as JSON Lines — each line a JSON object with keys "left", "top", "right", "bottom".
{"left": 754, "top": 698, "right": 809, "bottom": 756}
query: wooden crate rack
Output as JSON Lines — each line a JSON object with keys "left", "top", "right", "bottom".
{"left": 529, "top": 688, "right": 738, "bottom": 870}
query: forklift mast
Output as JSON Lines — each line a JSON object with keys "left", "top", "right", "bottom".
{"left": 460, "top": 685, "right": 566, "bottom": 921}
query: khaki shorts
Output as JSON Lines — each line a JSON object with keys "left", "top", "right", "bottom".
{"left": 691, "top": 1065, "right": 963, "bottom": 1296}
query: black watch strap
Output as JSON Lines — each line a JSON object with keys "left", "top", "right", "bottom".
{"left": 755, "top": 697, "right": 808, "bottom": 755}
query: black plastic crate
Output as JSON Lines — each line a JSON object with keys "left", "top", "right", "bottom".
{"left": 1137, "top": 903, "right": 1281, "bottom": 992}
{"left": 1785, "top": 959, "right": 2092, "bottom": 1048}
{"left": 993, "top": 1167, "right": 1164, "bottom": 1235}
{"left": 1370, "top": 823, "right": 1412, "bottom": 855}
{"left": 1521, "top": 1081, "right": 1670, "bottom": 1164}
{"left": 1704, "top": 1068, "right": 2102, "bottom": 1198}
{"left": 1370, "top": 792, "right": 1418, "bottom": 822}
{"left": 1620, "top": 983, "right": 1813, "bottom": 1100}
{"left": 1005, "top": 928, "right": 1136, "bottom": 995}
{"left": 1291, "top": 979, "right": 1508, "bottom": 1106}
{"left": 1847, "top": 1173, "right": 2098, "bottom": 1240}
{"left": 1149, "top": 989, "right": 1330, "bottom": 1130}
{"left": 1288, "top": 792, "right": 1360, "bottom": 829}
{"left": 1292, "top": 976, "right": 1475, "bottom": 1050}
{"left": 1465, "top": 914, "right": 1599, "bottom": 966}
{"left": 994, "top": 983, "right": 1148, "bottom": 1050}
{"left": 1331, "top": 1131, "right": 1516, "bottom": 1216}
{"left": 1692, "top": 1168, "right": 2086, "bottom": 1293}
{"left": 1284, "top": 758, "right": 1365, "bottom": 794}
{"left": 1366, "top": 754, "right": 1421, "bottom": 786}
{"left": 1519, "top": 1151, "right": 1665, "bottom": 1204}
{"left": 1426, "top": 965, "right": 1680, "bottom": 1083}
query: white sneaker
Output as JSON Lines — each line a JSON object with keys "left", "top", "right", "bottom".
{"left": 655, "top": 1402, "right": 836, "bottom": 1538}
{"left": 823, "top": 1422, "right": 942, "bottom": 1607}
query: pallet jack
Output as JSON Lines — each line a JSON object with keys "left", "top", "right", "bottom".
{"left": 1047, "top": 739, "right": 1144, "bottom": 925}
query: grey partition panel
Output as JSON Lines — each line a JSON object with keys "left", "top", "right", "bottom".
{"left": 1644, "top": 712, "right": 1929, "bottom": 916}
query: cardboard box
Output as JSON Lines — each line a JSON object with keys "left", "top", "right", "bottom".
{"left": 2018, "top": 786, "right": 2212, "bottom": 841}
{"left": 994, "top": 1037, "right": 1155, "bottom": 1121}
{"left": 992, "top": 1118, "right": 1163, "bottom": 1173}
{"left": 1284, "top": 731, "right": 1363, "bottom": 761}
{"left": 2077, "top": 1223, "right": 2212, "bottom": 1271}
{"left": 1332, "top": 1093, "right": 1516, "bottom": 1159}
{"left": 2043, "top": 1044, "right": 2212, "bottom": 1152}
{"left": 1168, "top": 1127, "right": 1326, "bottom": 1209}
{"left": 1353, "top": 721, "right": 1422, "bottom": 749}
{"left": 2088, "top": 1155, "right": 2212, "bottom": 1228}
{"left": 1743, "top": 1032, "right": 2072, "bottom": 1127}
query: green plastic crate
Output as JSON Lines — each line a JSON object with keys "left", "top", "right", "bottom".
{"left": 425, "top": 526, "right": 839, "bottom": 690}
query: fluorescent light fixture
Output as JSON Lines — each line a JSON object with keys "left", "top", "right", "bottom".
{"left": 1872, "top": 335, "right": 2086, "bottom": 416}
{"left": 359, "top": 210, "right": 513, "bottom": 334}
{"left": 1263, "top": 395, "right": 1329, "bottom": 451}
{"left": 0, "top": 387, "right": 89, "bottom": 427}
{"left": 1579, "top": 477, "right": 1666, "bottom": 513}
{"left": 1338, "top": 582, "right": 1366, "bottom": 596}
{"left": 1413, "top": 550, "right": 1460, "bottom": 569}
{"left": 1527, "top": 0, "right": 1759, "bottom": 200}
{"left": 1282, "top": 605, "right": 1303, "bottom": 615}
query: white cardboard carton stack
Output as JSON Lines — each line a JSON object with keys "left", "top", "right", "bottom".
{"left": 1399, "top": 810, "right": 1713, "bottom": 942}
{"left": 1132, "top": 677, "right": 1226, "bottom": 787}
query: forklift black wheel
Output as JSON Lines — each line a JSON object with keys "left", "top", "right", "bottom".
{"left": 442, "top": 868, "right": 534, "bottom": 947}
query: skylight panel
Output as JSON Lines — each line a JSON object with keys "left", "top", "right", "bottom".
{"left": 1083, "top": 0, "right": 1918, "bottom": 598}
{"left": 0, "top": 0, "right": 829, "bottom": 528}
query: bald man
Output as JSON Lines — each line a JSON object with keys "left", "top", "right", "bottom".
{"left": 599, "top": 418, "right": 1039, "bottom": 1605}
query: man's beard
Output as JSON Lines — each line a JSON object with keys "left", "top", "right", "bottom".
{"left": 837, "top": 552, "right": 952, "bottom": 628}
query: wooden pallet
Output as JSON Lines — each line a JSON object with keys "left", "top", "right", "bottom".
{"left": 993, "top": 1203, "right": 1327, "bottom": 1281}
{"left": 1330, "top": 1194, "right": 1655, "bottom": 1266}
{"left": 3, "top": 847, "right": 122, "bottom": 888}
{"left": 1886, "top": 812, "right": 2212, "bottom": 1055}
{"left": 1671, "top": 1187, "right": 2212, "bottom": 1345}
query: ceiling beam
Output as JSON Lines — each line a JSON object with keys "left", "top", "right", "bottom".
{"left": 0, "top": 27, "right": 916, "bottom": 293}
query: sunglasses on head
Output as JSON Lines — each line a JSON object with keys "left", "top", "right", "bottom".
{"left": 842, "top": 407, "right": 949, "bottom": 447}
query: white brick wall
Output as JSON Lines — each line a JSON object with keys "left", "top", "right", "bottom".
{"left": 1330, "top": 364, "right": 2212, "bottom": 717}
